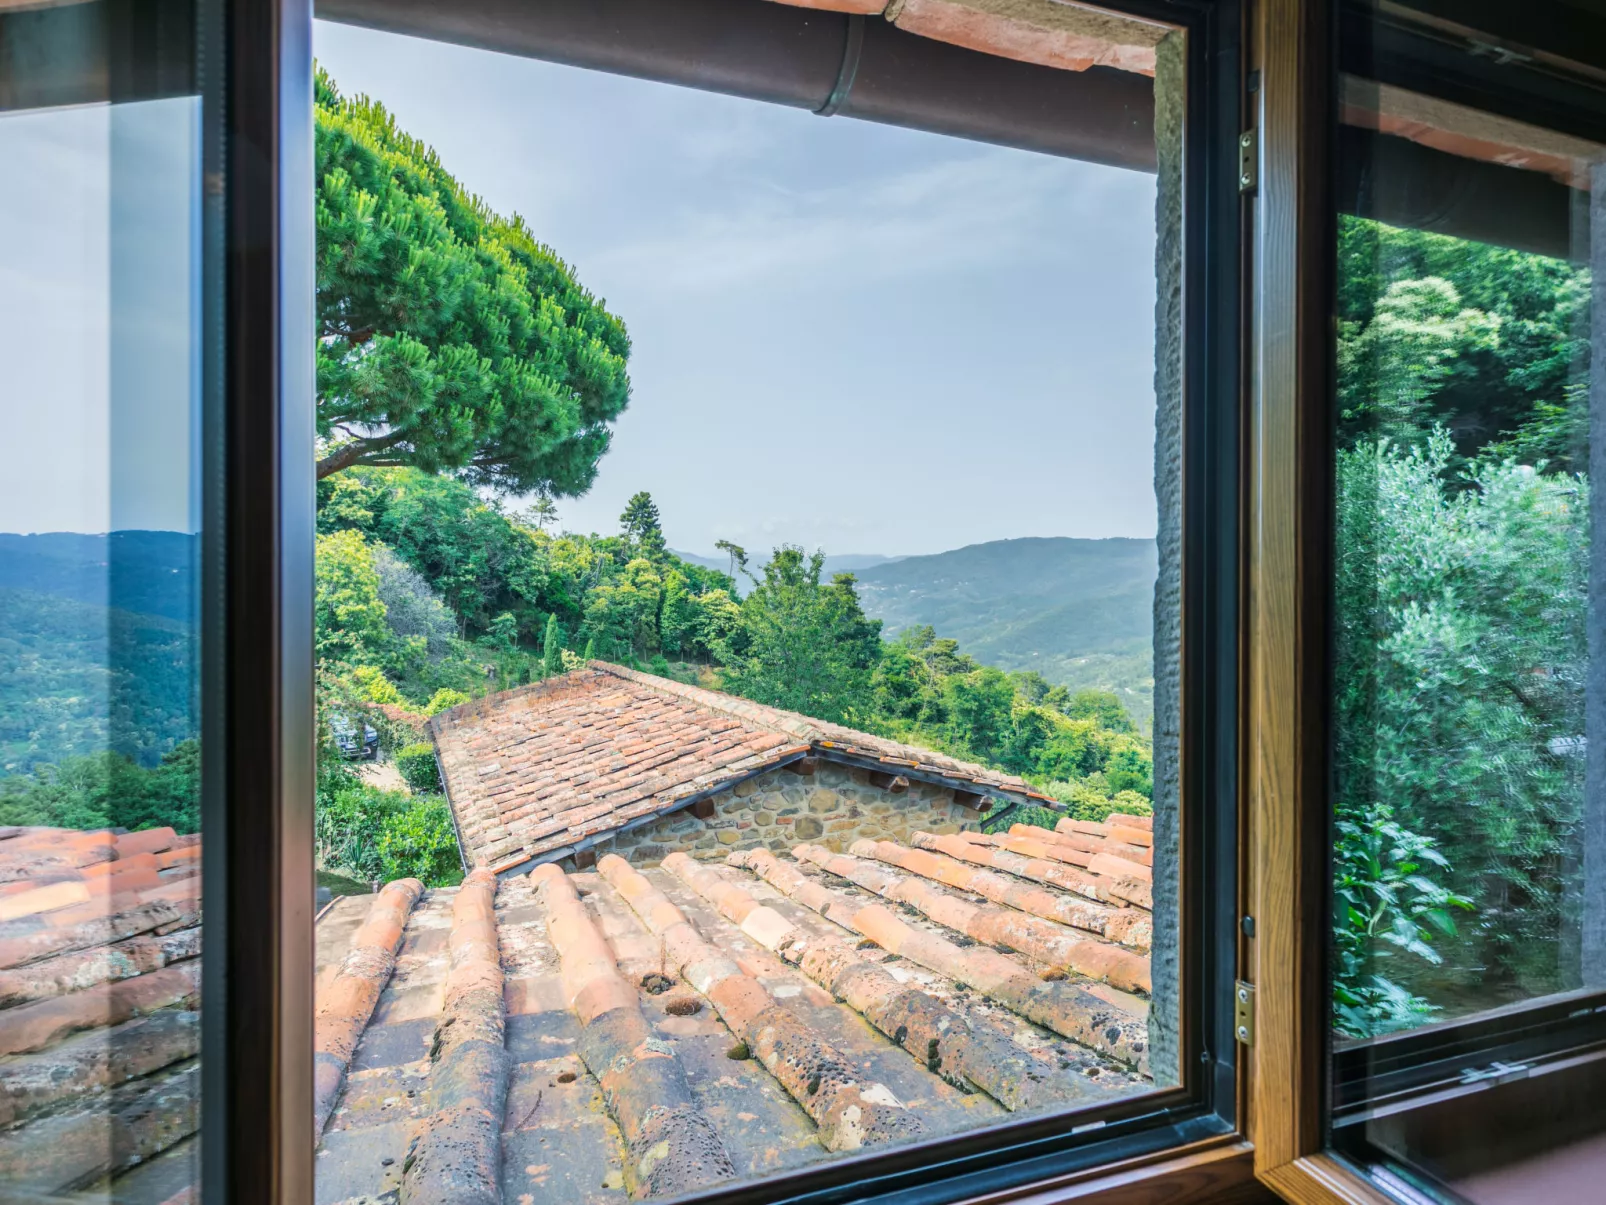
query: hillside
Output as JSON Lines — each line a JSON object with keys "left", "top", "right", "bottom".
{"left": 0, "top": 531, "right": 197, "bottom": 623}
{"left": 852, "top": 537, "right": 1158, "bottom": 727}
{"left": 0, "top": 588, "right": 197, "bottom": 774}
{"left": 0, "top": 533, "right": 200, "bottom": 773}
{"left": 672, "top": 549, "right": 901, "bottom": 589}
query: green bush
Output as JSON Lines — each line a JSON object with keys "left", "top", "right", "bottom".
{"left": 377, "top": 795, "right": 463, "bottom": 886}
{"left": 425, "top": 688, "right": 470, "bottom": 716}
{"left": 315, "top": 765, "right": 462, "bottom": 886}
{"left": 395, "top": 742, "right": 441, "bottom": 793}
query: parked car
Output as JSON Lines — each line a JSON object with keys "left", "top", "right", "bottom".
{"left": 329, "top": 714, "right": 380, "bottom": 761}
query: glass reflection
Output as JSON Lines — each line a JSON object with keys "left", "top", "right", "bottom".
{"left": 0, "top": 85, "right": 203, "bottom": 1205}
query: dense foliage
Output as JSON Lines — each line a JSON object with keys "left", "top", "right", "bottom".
{"left": 315, "top": 763, "right": 463, "bottom": 887}
{"left": 315, "top": 69, "right": 632, "bottom": 494}
{"left": 0, "top": 589, "right": 196, "bottom": 775}
{"left": 0, "top": 741, "right": 200, "bottom": 834}
{"left": 1332, "top": 215, "right": 1591, "bottom": 1034}
{"left": 310, "top": 472, "right": 1156, "bottom": 886}
{"left": 394, "top": 742, "right": 442, "bottom": 794}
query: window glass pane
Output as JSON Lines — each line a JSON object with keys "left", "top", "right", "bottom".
{"left": 1328, "top": 10, "right": 1606, "bottom": 1196}
{"left": 0, "top": 4, "right": 204, "bottom": 1200}
{"left": 1332, "top": 76, "right": 1599, "bottom": 1032}
{"left": 308, "top": 5, "right": 1186, "bottom": 1199}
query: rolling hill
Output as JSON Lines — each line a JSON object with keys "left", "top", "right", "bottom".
{"left": 670, "top": 549, "right": 901, "bottom": 587}
{"left": 0, "top": 533, "right": 198, "bottom": 773}
{"left": 852, "top": 537, "right": 1158, "bottom": 727}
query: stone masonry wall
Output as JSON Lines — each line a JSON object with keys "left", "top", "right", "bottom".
{"left": 600, "top": 760, "right": 989, "bottom": 867}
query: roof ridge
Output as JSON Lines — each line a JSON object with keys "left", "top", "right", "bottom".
{"left": 591, "top": 661, "right": 824, "bottom": 742}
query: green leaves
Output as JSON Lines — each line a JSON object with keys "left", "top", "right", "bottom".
{"left": 1332, "top": 804, "right": 1471, "bottom": 1037}
{"left": 314, "top": 530, "right": 392, "bottom": 666}
{"left": 1335, "top": 429, "right": 1586, "bottom": 994}
{"left": 315, "top": 68, "right": 631, "bottom": 495}
{"left": 716, "top": 548, "right": 881, "bottom": 725}
{"left": 394, "top": 742, "right": 442, "bottom": 794}
{"left": 315, "top": 765, "right": 462, "bottom": 887}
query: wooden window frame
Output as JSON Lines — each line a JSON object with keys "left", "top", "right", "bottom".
{"left": 1239, "top": 0, "right": 1398, "bottom": 1199}
{"left": 1242, "top": 2, "right": 1606, "bottom": 1201}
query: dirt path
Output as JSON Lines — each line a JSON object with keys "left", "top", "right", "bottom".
{"left": 357, "top": 760, "right": 409, "bottom": 794}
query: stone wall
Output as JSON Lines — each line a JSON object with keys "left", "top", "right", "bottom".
{"left": 600, "top": 759, "right": 989, "bottom": 867}
{"left": 1147, "top": 28, "right": 1185, "bottom": 1086}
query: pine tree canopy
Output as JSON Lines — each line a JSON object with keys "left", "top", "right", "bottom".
{"left": 619, "top": 491, "right": 665, "bottom": 559}
{"left": 314, "top": 69, "right": 632, "bottom": 494}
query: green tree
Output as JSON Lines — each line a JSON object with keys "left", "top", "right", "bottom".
{"left": 315, "top": 529, "right": 392, "bottom": 665}
{"left": 620, "top": 491, "right": 667, "bottom": 561}
{"left": 943, "top": 667, "right": 1015, "bottom": 761}
{"left": 541, "top": 612, "right": 563, "bottom": 677}
{"left": 320, "top": 468, "right": 551, "bottom": 642}
{"left": 0, "top": 742, "right": 200, "bottom": 834}
{"left": 522, "top": 495, "right": 560, "bottom": 533}
{"left": 1060, "top": 689, "right": 1137, "bottom": 734}
{"left": 1335, "top": 429, "right": 1586, "bottom": 991}
{"left": 314, "top": 69, "right": 631, "bottom": 493}
{"left": 719, "top": 547, "right": 881, "bottom": 724}
{"left": 715, "top": 539, "right": 748, "bottom": 583}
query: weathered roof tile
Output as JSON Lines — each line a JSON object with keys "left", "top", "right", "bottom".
{"left": 430, "top": 663, "right": 1054, "bottom": 872}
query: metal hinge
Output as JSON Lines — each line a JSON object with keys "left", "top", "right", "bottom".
{"left": 1238, "top": 128, "right": 1258, "bottom": 194}
{"left": 1234, "top": 979, "right": 1256, "bottom": 1046}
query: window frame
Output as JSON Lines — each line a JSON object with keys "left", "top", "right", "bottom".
{"left": 199, "top": 0, "right": 1272, "bottom": 1200}
{"left": 1247, "top": 2, "right": 1606, "bottom": 1201}
{"left": 200, "top": 0, "right": 319, "bottom": 1199}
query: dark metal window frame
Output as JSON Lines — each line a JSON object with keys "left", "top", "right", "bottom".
{"left": 183, "top": 0, "right": 1250, "bottom": 1199}
{"left": 201, "top": 0, "right": 317, "bottom": 1199}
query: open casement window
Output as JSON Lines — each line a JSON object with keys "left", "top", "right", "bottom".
{"left": 1248, "top": 1, "right": 1606, "bottom": 1201}
{"left": 299, "top": 0, "right": 1259, "bottom": 1203}
{"left": 0, "top": 0, "right": 315, "bottom": 1201}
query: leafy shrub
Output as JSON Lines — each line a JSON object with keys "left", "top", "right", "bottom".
{"left": 1334, "top": 430, "right": 1584, "bottom": 989}
{"left": 1036, "top": 782, "right": 1151, "bottom": 825}
{"left": 1333, "top": 804, "right": 1470, "bottom": 1037}
{"left": 425, "top": 688, "right": 469, "bottom": 716}
{"left": 376, "top": 796, "right": 463, "bottom": 886}
{"left": 395, "top": 742, "right": 441, "bottom": 794}
{"left": 349, "top": 664, "right": 402, "bottom": 705}
{"left": 315, "top": 764, "right": 461, "bottom": 886}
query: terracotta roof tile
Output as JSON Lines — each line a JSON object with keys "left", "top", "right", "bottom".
{"left": 315, "top": 832, "right": 1154, "bottom": 1201}
{"left": 0, "top": 825, "right": 202, "bottom": 1195}
{"left": 430, "top": 663, "right": 1052, "bottom": 872}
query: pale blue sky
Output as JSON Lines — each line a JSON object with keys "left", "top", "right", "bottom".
{"left": 0, "top": 28, "right": 1160, "bottom": 556}
{"left": 314, "top": 21, "right": 1160, "bottom": 558}
{"left": 0, "top": 98, "right": 200, "bottom": 535}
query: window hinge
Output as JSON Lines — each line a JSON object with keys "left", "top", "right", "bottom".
{"left": 1234, "top": 980, "right": 1256, "bottom": 1046}
{"left": 1238, "top": 128, "right": 1258, "bottom": 194}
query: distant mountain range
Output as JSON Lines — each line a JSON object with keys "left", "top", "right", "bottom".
{"left": 0, "top": 532, "right": 199, "bottom": 774}
{"left": 681, "top": 536, "right": 1158, "bottom": 727}
{"left": 854, "top": 537, "right": 1158, "bottom": 727}
{"left": 0, "top": 531, "right": 197, "bottom": 623}
{"left": 671, "top": 549, "right": 903, "bottom": 582}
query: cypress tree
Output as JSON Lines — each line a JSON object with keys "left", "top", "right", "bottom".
{"left": 541, "top": 613, "right": 563, "bottom": 678}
